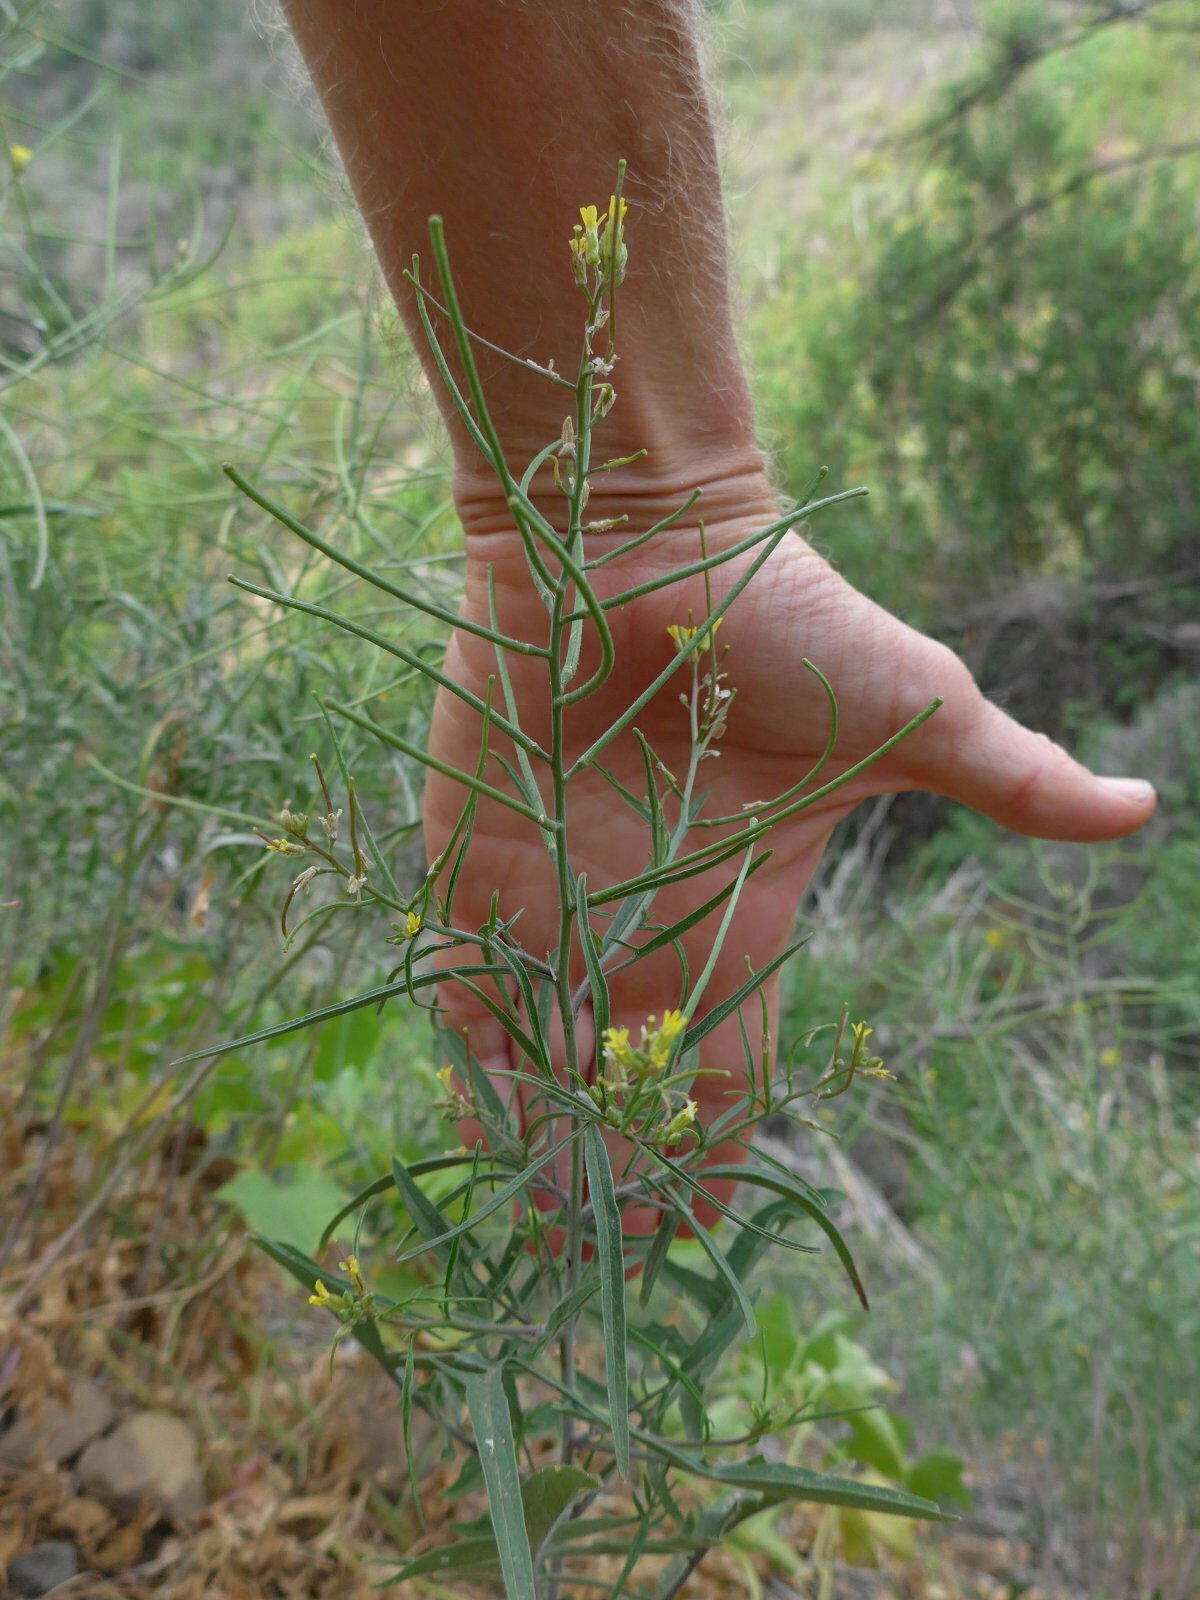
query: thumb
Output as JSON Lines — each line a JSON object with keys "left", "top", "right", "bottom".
{"left": 905, "top": 648, "right": 1156, "bottom": 842}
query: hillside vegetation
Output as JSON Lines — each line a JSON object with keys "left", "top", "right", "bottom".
{"left": 2, "top": 3, "right": 1197, "bottom": 1596}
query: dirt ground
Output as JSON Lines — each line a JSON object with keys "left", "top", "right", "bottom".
{"left": 2, "top": 1105, "right": 1191, "bottom": 1600}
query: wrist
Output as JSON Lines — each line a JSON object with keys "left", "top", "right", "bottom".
{"left": 453, "top": 446, "right": 777, "bottom": 550}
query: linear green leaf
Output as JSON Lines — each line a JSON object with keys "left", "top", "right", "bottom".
{"left": 669, "top": 1194, "right": 756, "bottom": 1337}
{"left": 584, "top": 1124, "right": 630, "bottom": 1479}
{"left": 391, "top": 1154, "right": 458, "bottom": 1264}
{"left": 327, "top": 698, "right": 549, "bottom": 827}
{"left": 171, "top": 966, "right": 507, "bottom": 1069}
{"left": 464, "top": 1366, "right": 536, "bottom": 1600}
{"left": 223, "top": 463, "right": 545, "bottom": 658}
{"left": 609, "top": 854, "right": 771, "bottom": 971}
{"left": 680, "top": 937, "right": 809, "bottom": 1055}
{"left": 319, "top": 1152, "right": 472, "bottom": 1251}
{"left": 229, "top": 576, "right": 544, "bottom": 758}
{"left": 576, "top": 874, "right": 611, "bottom": 1044}
{"left": 699, "top": 1163, "right": 868, "bottom": 1311}
{"left": 394, "top": 1130, "right": 581, "bottom": 1264}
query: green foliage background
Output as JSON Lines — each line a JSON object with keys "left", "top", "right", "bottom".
{"left": 2, "top": 0, "right": 1198, "bottom": 1590}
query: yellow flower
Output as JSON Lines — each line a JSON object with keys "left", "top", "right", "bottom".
{"left": 9, "top": 145, "right": 30, "bottom": 173}
{"left": 260, "top": 834, "right": 306, "bottom": 856}
{"left": 607, "top": 194, "right": 629, "bottom": 225}
{"left": 339, "top": 1255, "right": 365, "bottom": 1294}
{"left": 602, "top": 1025, "right": 633, "bottom": 1064}
{"left": 658, "top": 1009, "right": 686, "bottom": 1040}
{"left": 308, "top": 1279, "right": 333, "bottom": 1308}
{"left": 667, "top": 617, "right": 723, "bottom": 652}
{"left": 579, "top": 204, "right": 600, "bottom": 231}
{"left": 663, "top": 1097, "right": 699, "bottom": 1146}
{"left": 985, "top": 928, "right": 1005, "bottom": 950}
{"left": 435, "top": 1065, "right": 454, "bottom": 1091}
{"left": 399, "top": 910, "right": 422, "bottom": 938}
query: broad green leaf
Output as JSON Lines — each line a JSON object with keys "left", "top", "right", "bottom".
{"left": 906, "top": 1448, "right": 972, "bottom": 1512}
{"left": 520, "top": 1464, "right": 599, "bottom": 1548}
{"left": 584, "top": 1123, "right": 630, "bottom": 1479}
{"left": 464, "top": 1366, "right": 536, "bottom": 1600}
{"left": 216, "top": 1168, "right": 349, "bottom": 1254}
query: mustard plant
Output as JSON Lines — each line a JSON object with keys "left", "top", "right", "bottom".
{"left": 212, "top": 165, "right": 952, "bottom": 1598}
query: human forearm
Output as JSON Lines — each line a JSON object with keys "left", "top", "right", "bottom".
{"left": 280, "top": 0, "right": 769, "bottom": 530}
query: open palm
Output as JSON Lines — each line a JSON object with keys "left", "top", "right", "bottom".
{"left": 424, "top": 499, "right": 1154, "bottom": 1208}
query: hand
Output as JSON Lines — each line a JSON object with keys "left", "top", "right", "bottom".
{"left": 423, "top": 473, "right": 1155, "bottom": 1219}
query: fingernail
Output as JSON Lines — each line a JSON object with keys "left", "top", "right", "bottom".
{"left": 1098, "top": 777, "right": 1156, "bottom": 806}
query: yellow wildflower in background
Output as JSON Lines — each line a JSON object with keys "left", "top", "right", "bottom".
{"left": 9, "top": 145, "right": 31, "bottom": 173}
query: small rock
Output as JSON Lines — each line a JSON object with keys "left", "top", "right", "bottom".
{"left": 77, "top": 1411, "right": 206, "bottom": 1524}
{"left": 6, "top": 1540, "right": 79, "bottom": 1597}
{"left": 0, "top": 1378, "right": 115, "bottom": 1468}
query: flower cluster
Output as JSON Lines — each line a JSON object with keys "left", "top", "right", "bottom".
{"left": 255, "top": 758, "right": 385, "bottom": 936}
{"left": 307, "top": 1255, "right": 376, "bottom": 1325}
{"left": 590, "top": 1010, "right": 700, "bottom": 1148}
{"left": 569, "top": 194, "right": 629, "bottom": 288}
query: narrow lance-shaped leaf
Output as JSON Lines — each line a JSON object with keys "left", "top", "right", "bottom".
{"left": 227, "top": 576, "right": 544, "bottom": 759}
{"left": 170, "top": 964, "right": 508, "bottom": 1069}
{"left": 576, "top": 873, "right": 610, "bottom": 1044}
{"left": 681, "top": 936, "right": 810, "bottom": 1056}
{"left": 668, "top": 1193, "right": 756, "bottom": 1337}
{"left": 699, "top": 1162, "right": 868, "bottom": 1310}
{"left": 463, "top": 1366, "right": 536, "bottom": 1600}
{"left": 328, "top": 697, "right": 549, "bottom": 829}
{"left": 391, "top": 1154, "right": 459, "bottom": 1264}
{"left": 319, "top": 1151, "right": 472, "bottom": 1251}
{"left": 583, "top": 1124, "right": 630, "bottom": 1479}
{"left": 223, "top": 463, "right": 545, "bottom": 658}
{"left": 607, "top": 853, "right": 771, "bottom": 973}
{"left": 394, "top": 1129, "right": 581, "bottom": 1264}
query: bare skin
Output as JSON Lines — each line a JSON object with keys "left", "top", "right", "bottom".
{"left": 280, "top": 2, "right": 1155, "bottom": 1201}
